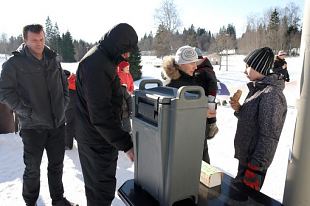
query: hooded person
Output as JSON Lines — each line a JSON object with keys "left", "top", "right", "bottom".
{"left": 162, "top": 45, "right": 212, "bottom": 163}
{"left": 75, "top": 23, "right": 137, "bottom": 205}
{"left": 229, "top": 47, "right": 287, "bottom": 191}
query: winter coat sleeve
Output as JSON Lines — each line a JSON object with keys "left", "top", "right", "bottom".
{"left": 81, "top": 62, "right": 132, "bottom": 152}
{"left": 250, "top": 90, "right": 287, "bottom": 169}
{"left": 0, "top": 61, "right": 31, "bottom": 117}
{"left": 58, "top": 62, "right": 70, "bottom": 109}
{"left": 124, "top": 91, "right": 133, "bottom": 116}
{"left": 128, "top": 74, "right": 134, "bottom": 94}
{"left": 205, "top": 68, "right": 218, "bottom": 97}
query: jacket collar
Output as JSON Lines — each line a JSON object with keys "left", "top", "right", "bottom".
{"left": 247, "top": 74, "right": 285, "bottom": 91}
{"left": 12, "top": 43, "right": 57, "bottom": 60}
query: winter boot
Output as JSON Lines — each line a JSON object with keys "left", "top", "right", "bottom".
{"left": 52, "top": 197, "right": 78, "bottom": 206}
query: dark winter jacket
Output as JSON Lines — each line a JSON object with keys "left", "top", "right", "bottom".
{"left": 0, "top": 44, "right": 69, "bottom": 129}
{"left": 75, "top": 23, "right": 137, "bottom": 152}
{"left": 120, "top": 85, "right": 133, "bottom": 119}
{"left": 234, "top": 74, "right": 287, "bottom": 169}
{"left": 167, "top": 70, "right": 196, "bottom": 88}
{"left": 273, "top": 56, "right": 290, "bottom": 82}
{"left": 195, "top": 57, "right": 218, "bottom": 97}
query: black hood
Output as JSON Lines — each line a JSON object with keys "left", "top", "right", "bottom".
{"left": 98, "top": 23, "right": 138, "bottom": 64}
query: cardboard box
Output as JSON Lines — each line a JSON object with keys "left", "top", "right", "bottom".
{"left": 200, "top": 161, "right": 223, "bottom": 188}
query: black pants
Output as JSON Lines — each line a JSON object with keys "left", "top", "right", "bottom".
{"left": 65, "top": 107, "right": 75, "bottom": 149}
{"left": 78, "top": 143, "right": 118, "bottom": 206}
{"left": 203, "top": 120, "right": 210, "bottom": 163}
{"left": 20, "top": 126, "right": 65, "bottom": 205}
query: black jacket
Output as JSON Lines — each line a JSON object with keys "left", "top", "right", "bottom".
{"left": 166, "top": 70, "right": 196, "bottom": 88}
{"left": 273, "top": 56, "right": 290, "bottom": 82}
{"left": 195, "top": 57, "right": 218, "bottom": 97}
{"left": 121, "top": 85, "right": 133, "bottom": 119}
{"left": 75, "top": 23, "right": 137, "bottom": 152}
{"left": 0, "top": 44, "right": 69, "bottom": 129}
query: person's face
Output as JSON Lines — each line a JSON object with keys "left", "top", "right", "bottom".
{"left": 244, "top": 65, "right": 265, "bottom": 81}
{"left": 123, "top": 65, "right": 130, "bottom": 73}
{"left": 179, "top": 62, "right": 197, "bottom": 76}
{"left": 25, "top": 31, "right": 45, "bottom": 57}
{"left": 278, "top": 54, "right": 286, "bottom": 59}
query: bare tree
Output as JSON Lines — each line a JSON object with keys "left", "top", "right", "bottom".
{"left": 154, "top": 0, "right": 181, "bottom": 33}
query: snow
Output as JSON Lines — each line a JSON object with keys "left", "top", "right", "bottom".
{"left": 0, "top": 55, "right": 302, "bottom": 205}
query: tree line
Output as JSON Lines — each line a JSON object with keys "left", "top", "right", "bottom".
{"left": 0, "top": 1, "right": 302, "bottom": 59}
{"left": 139, "top": 0, "right": 302, "bottom": 57}
{"left": 0, "top": 16, "right": 93, "bottom": 62}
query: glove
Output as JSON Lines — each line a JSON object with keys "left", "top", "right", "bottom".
{"left": 243, "top": 162, "right": 264, "bottom": 191}
{"left": 207, "top": 122, "right": 219, "bottom": 139}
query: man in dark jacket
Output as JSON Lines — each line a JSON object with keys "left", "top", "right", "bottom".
{"left": 75, "top": 23, "right": 137, "bottom": 206}
{"left": 0, "top": 24, "right": 76, "bottom": 206}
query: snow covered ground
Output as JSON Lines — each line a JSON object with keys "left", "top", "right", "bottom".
{"left": 0, "top": 54, "right": 302, "bottom": 205}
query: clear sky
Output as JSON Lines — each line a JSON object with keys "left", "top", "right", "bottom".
{"left": 0, "top": 0, "right": 305, "bottom": 43}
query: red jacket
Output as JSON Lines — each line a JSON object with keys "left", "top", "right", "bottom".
{"left": 117, "top": 71, "right": 134, "bottom": 94}
{"left": 68, "top": 73, "right": 76, "bottom": 91}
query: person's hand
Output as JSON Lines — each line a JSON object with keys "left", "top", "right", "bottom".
{"left": 283, "top": 64, "right": 287, "bottom": 69}
{"left": 229, "top": 97, "right": 241, "bottom": 112}
{"left": 242, "top": 162, "right": 263, "bottom": 191}
{"left": 207, "top": 109, "right": 217, "bottom": 118}
{"left": 207, "top": 102, "right": 217, "bottom": 118}
{"left": 126, "top": 147, "right": 135, "bottom": 162}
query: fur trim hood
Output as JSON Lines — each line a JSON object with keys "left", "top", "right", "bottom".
{"left": 162, "top": 56, "right": 181, "bottom": 80}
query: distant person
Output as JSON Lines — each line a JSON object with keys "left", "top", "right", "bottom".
{"left": 64, "top": 70, "right": 77, "bottom": 150}
{"left": 230, "top": 47, "right": 287, "bottom": 191}
{"left": 273, "top": 50, "right": 290, "bottom": 82}
{"left": 117, "top": 61, "right": 134, "bottom": 94}
{"left": 194, "top": 47, "right": 219, "bottom": 140}
{"left": 75, "top": 23, "right": 137, "bottom": 205}
{"left": 162, "top": 45, "right": 212, "bottom": 163}
{"left": 0, "top": 24, "right": 77, "bottom": 206}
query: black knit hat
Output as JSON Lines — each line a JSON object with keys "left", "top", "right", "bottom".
{"left": 244, "top": 47, "right": 274, "bottom": 75}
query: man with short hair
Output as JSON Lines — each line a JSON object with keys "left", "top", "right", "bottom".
{"left": 0, "top": 24, "right": 77, "bottom": 206}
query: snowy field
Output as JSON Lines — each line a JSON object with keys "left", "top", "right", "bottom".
{"left": 0, "top": 54, "right": 302, "bottom": 205}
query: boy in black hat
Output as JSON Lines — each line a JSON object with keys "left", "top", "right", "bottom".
{"left": 230, "top": 47, "right": 287, "bottom": 191}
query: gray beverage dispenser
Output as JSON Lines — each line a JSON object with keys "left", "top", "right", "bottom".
{"left": 132, "top": 79, "right": 208, "bottom": 206}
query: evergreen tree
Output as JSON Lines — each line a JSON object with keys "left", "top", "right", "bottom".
{"left": 267, "top": 9, "right": 280, "bottom": 49}
{"left": 128, "top": 47, "right": 142, "bottom": 81}
{"left": 60, "top": 31, "right": 75, "bottom": 62}
{"left": 154, "top": 24, "right": 172, "bottom": 57}
{"left": 45, "top": 17, "right": 61, "bottom": 52}
{"left": 268, "top": 9, "right": 280, "bottom": 30}
{"left": 45, "top": 16, "right": 53, "bottom": 45}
